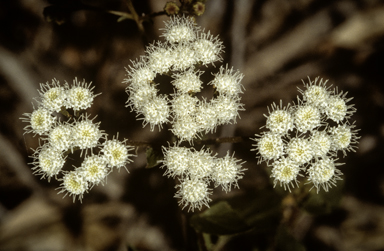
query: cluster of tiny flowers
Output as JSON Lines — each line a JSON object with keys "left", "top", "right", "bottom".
{"left": 124, "top": 15, "right": 244, "bottom": 141}
{"left": 124, "top": 15, "right": 246, "bottom": 211}
{"left": 161, "top": 145, "right": 245, "bottom": 212}
{"left": 21, "top": 79, "right": 134, "bottom": 201}
{"left": 252, "top": 77, "right": 359, "bottom": 193}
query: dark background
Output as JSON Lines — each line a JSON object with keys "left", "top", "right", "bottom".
{"left": 0, "top": 0, "right": 383, "bottom": 250}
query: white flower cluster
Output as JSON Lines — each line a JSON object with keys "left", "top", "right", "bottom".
{"left": 161, "top": 145, "right": 245, "bottom": 212}
{"left": 124, "top": 15, "right": 244, "bottom": 140}
{"left": 21, "top": 78, "right": 135, "bottom": 201}
{"left": 252, "top": 77, "right": 359, "bottom": 193}
{"left": 124, "top": 15, "right": 246, "bottom": 211}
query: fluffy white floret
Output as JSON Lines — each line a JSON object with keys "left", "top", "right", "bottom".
{"left": 193, "top": 31, "right": 223, "bottom": 65}
{"left": 80, "top": 154, "right": 109, "bottom": 185}
{"left": 265, "top": 101, "right": 294, "bottom": 135}
{"left": 161, "top": 15, "right": 198, "bottom": 44}
{"left": 32, "top": 144, "right": 65, "bottom": 180}
{"left": 306, "top": 157, "right": 343, "bottom": 193}
{"left": 253, "top": 132, "right": 285, "bottom": 163}
{"left": 211, "top": 152, "right": 245, "bottom": 192}
{"left": 101, "top": 138, "right": 134, "bottom": 169}
{"left": 59, "top": 170, "right": 89, "bottom": 202}
{"left": 294, "top": 104, "right": 321, "bottom": 133}
{"left": 72, "top": 115, "right": 103, "bottom": 152}
{"left": 175, "top": 177, "right": 212, "bottom": 212}
{"left": 161, "top": 146, "right": 192, "bottom": 177}
{"left": 66, "top": 78, "right": 98, "bottom": 111}
{"left": 141, "top": 96, "right": 170, "bottom": 131}
{"left": 22, "top": 107, "right": 56, "bottom": 135}
{"left": 209, "top": 65, "right": 244, "bottom": 96}
{"left": 171, "top": 93, "right": 198, "bottom": 118}
{"left": 212, "top": 95, "right": 243, "bottom": 125}
{"left": 172, "top": 69, "right": 203, "bottom": 94}
{"left": 171, "top": 44, "right": 197, "bottom": 71}
{"left": 271, "top": 157, "right": 302, "bottom": 192}
{"left": 299, "top": 77, "right": 330, "bottom": 110}
{"left": 286, "top": 137, "right": 313, "bottom": 165}
{"left": 188, "top": 149, "right": 215, "bottom": 179}
{"left": 310, "top": 131, "right": 332, "bottom": 157}
{"left": 38, "top": 79, "right": 67, "bottom": 112}
{"left": 47, "top": 122, "right": 74, "bottom": 152}
{"left": 171, "top": 115, "right": 200, "bottom": 142}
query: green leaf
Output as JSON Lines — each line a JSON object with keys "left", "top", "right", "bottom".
{"left": 191, "top": 189, "right": 282, "bottom": 235}
{"left": 145, "top": 147, "right": 163, "bottom": 169}
{"left": 300, "top": 180, "right": 344, "bottom": 215}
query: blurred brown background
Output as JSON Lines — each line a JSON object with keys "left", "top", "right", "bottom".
{"left": 0, "top": 0, "right": 384, "bottom": 250}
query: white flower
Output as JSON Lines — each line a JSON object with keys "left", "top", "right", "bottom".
{"left": 175, "top": 177, "right": 212, "bottom": 212}
{"left": 209, "top": 65, "right": 244, "bottom": 97}
{"left": 171, "top": 44, "right": 197, "bottom": 71}
{"left": 171, "top": 93, "right": 198, "bottom": 119}
{"left": 79, "top": 155, "right": 109, "bottom": 185}
{"left": 32, "top": 144, "right": 65, "bottom": 181}
{"left": 59, "top": 170, "right": 89, "bottom": 202}
{"left": 213, "top": 95, "right": 243, "bottom": 125}
{"left": 253, "top": 132, "right": 285, "bottom": 163}
{"left": 38, "top": 79, "right": 67, "bottom": 112}
{"left": 160, "top": 15, "right": 198, "bottom": 44}
{"left": 101, "top": 138, "right": 134, "bottom": 169}
{"left": 171, "top": 115, "right": 200, "bottom": 142}
{"left": 271, "top": 157, "right": 303, "bottom": 192}
{"left": 299, "top": 77, "right": 330, "bottom": 110}
{"left": 141, "top": 96, "right": 170, "bottom": 131}
{"left": 329, "top": 123, "right": 360, "bottom": 156}
{"left": 66, "top": 78, "right": 98, "bottom": 111}
{"left": 265, "top": 101, "right": 294, "bottom": 135}
{"left": 286, "top": 137, "right": 313, "bottom": 165}
{"left": 211, "top": 152, "right": 245, "bottom": 192}
{"left": 146, "top": 41, "right": 173, "bottom": 74}
{"left": 124, "top": 59, "right": 156, "bottom": 90}
{"left": 73, "top": 115, "right": 103, "bottom": 152}
{"left": 294, "top": 104, "right": 321, "bottom": 133}
{"left": 310, "top": 131, "right": 332, "bottom": 157}
{"left": 306, "top": 157, "right": 343, "bottom": 193}
{"left": 47, "top": 122, "right": 73, "bottom": 152}
{"left": 171, "top": 69, "right": 203, "bottom": 94}
{"left": 21, "top": 107, "right": 56, "bottom": 135}
{"left": 161, "top": 146, "right": 191, "bottom": 178}
{"left": 193, "top": 31, "right": 223, "bottom": 65}
{"left": 326, "top": 88, "right": 356, "bottom": 123}
{"left": 195, "top": 100, "right": 218, "bottom": 133}
{"left": 126, "top": 82, "right": 157, "bottom": 112}
{"left": 188, "top": 149, "right": 216, "bottom": 179}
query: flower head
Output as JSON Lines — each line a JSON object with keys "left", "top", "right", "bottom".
{"left": 252, "top": 132, "right": 285, "bottom": 164}
{"left": 211, "top": 152, "right": 245, "bottom": 192}
{"left": 161, "top": 145, "right": 192, "bottom": 178}
{"left": 101, "top": 137, "right": 134, "bottom": 169}
{"left": 175, "top": 177, "right": 212, "bottom": 212}
{"left": 298, "top": 77, "right": 331, "bottom": 110}
{"left": 160, "top": 15, "right": 198, "bottom": 44}
{"left": 79, "top": 154, "right": 109, "bottom": 185}
{"left": 209, "top": 65, "right": 244, "bottom": 96}
{"left": 31, "top": 144, "right": 65, "bottom": 181}
{"left": 38, "top": 79, "right": 68, "bottom": 112}
{"left": 47, "top": 122, "right": 74, "bottom": 151}
{"left": 294, "top": 104, "right": 322, "bottom": 133}
{"left": 72, "top": 115, "right": 103, "bottom": 153}
{"left": 286, "top": 137, "right": 313, "bottom": 165}
{"left": 271, "top": 157, "right": 303, "bottom": 192}
{"left": 306, "top": 157, "right": 343, "bottom": 193}
{"left": 58, "top": 170, "right": 89, "bottom": 202}
{"left": 193, "top": 31, "right": 223, "bottom": 65}
{"left": 265, "top": 101, "right": 294, "bottom": 135}
{"left": 66, "top": 78, "right": 98, "bottom": 111}
{"left": 21, "top": 107, "right": 56, "bottom": 135}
